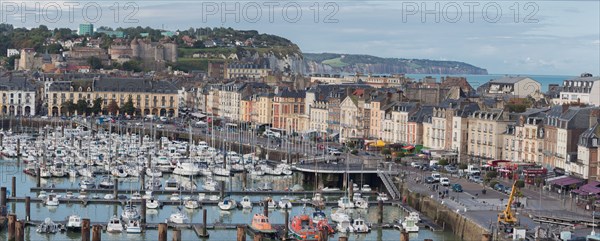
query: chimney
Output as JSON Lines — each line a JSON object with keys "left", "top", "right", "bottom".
{"left": 590, "top": 109, "right": 600, "bottom": 128}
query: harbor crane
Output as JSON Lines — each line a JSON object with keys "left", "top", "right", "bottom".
{"left": 498, "top": 180, "right": 519, "bottom": 232}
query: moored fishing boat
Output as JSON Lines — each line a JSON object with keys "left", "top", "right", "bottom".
{"left": 289, "top": 214, "right": 319, "bottom": 240}
{"left": 250, "top": 213, "right": 277, "bottom": 234}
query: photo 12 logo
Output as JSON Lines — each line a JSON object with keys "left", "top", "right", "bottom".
{"left": 0, "top": 1, "right": 139, "bottom": 24}
{"left": 401, "top": 1, "right": 539, "bottom": 23}
{"left": 200, "top": 1, "right": 340, "bottom": 23}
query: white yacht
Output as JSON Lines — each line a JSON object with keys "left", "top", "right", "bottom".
{"left": 361, "top": 184, "right": 372, "bottom": 192}
{"left": 173, "top": 161, "right": 201, "bottom": 176}
{"left": 120, "top": 204, "right": 140, "bottom": 222}
{"left": 125, "top": 219, "right": 142, "bottom": 233}
{"left": 337, "top": 196, "right": 355, "bottom": 209}
{"left": 331, "top": 210, "right": 351, "bottom": 223}
{"left": 395, "top": 212, "right": 420, "bottom": 233}
{"left": 355, "top": 197, "right": 369, "bottom": 209}
{"left": 168, "top": 210, "right": 189, "bottom": 224}
{"left": 336, "top": 219, "right": 354, "bottom": 233}
{"left": 107, "top": 215, "right": 124, "bottom": 233}
{"left": 45, "top": 193, "right": 59, "bottom": 206}
{"left": 66, "top": 214, "right": 82, "bottom": 230}
{"left": 164, "top": 177, "right": 180, "bottom": 191}
{"left": 184, "top": 199, "right": 199, "bottom": 209}
{"left": 218, "top": 198, "right": 237, "bottom": 210}
{"left": 240, "top": 196, "right": 253, "bottom": 209}
{"left": 203, "top": 178, "right": 218, "bottom": 191}
{"left": 353, "top": 218, "right": 370, "bottom": 233}
{"left": 146, "top": 198, "right": 160, "bottom": 209}
{"left": 278, "top": 196, "right": 293, "bottom": 209}
{"left": 377, "top": 193, "right": 389, "bottom": 201}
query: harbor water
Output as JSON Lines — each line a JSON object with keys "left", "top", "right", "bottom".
{"left": 0, "top": 158, "right": 461, "bottom": 241}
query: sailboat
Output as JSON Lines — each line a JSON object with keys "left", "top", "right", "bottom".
{"left": 168, "top": 207, "right": 189, "bottom": 224}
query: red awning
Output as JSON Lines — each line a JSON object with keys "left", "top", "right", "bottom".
{"left": 402, "top": 145, "right": 415, "bottom": 150}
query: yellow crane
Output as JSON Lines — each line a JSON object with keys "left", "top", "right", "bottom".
{"left": 498, "top": 180, "right": 519, "bottom": 225}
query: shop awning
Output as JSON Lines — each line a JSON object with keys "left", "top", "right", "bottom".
{"left": 402, "top": 145, "right": 415, "bottom": 150}
{"left": 549, "top": 176, "right": 584, "bottom": 187}
{"left": 572, "top": 181, "right": 600, "bottom": 195}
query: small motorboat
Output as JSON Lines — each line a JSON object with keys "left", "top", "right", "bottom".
{"left": 131, "top": 192, "right": 142, "bottom": 200}
{"left": 184, "top": 199, "right": 199, "bottom": 209}
{"left": 394, "top": 212, "right": 420, "bottom": 232}
{"left": 38, "top": 190, "right": 48, "bottom": 199}
{"left": 337, "top": 196, "right": 355, "bottom": 209}
{"left": 241, "top": 196, "right": 253, "bottom": 209}
{"left": 168, "top": 209, "right": 189, "bottom": 224}
{"left": 352, "top": 218, "right": 370, "bottom": 233}
{"left": 104, "top": 194, "right": 115, "bottom": 200}
{"left": 198, "top": 193, "right": 206, "bottom": 202}
{"left": 79, "top": 178, "right": 95, "bottom": 189}
{"left": 66, "top": 214, "right": 82, "bottom": 230}
{"left": 267, "top": 198, "right": 277, "bottom": 209}
{"left": 36, "top": 217, "right": 64, "bottom": 233}
{"left": 146, "top": 198, "right": 160, "bottom": 209}
{"left": 312, "top": 209, "right": 327, "bottom": 222}
{"left": 376, "top": 193, "right": 389, "bottom": 201}
{"left": 169, "top": 193, "right": 181, "bottom": 201}
{"left": 330, "top": 210, "right": 350, "bottom": 223}
{"left": 120, "top": 203, "right": 141, "bottom": 222}
{"left": 99, "top": 177, "right": 115, "bottom": 189}
{"left": 65, "top": 191, "right": 74, "bottom": 199}
{"left": 361, "top": 184, "right": 372, "bottom": 192}
{"left": 355, "top": 197, "right": 368, "bottom": 209}
{"left": 250, "top": 213, "right": 277, "bottom": 233}
{"left": 323, "top": 187, "right": 340, "bottom": 192}
{"left": 336, "top": 219, "right": 354, "bottom": 233}
{"left": 107, "top": 215, "right": 123, "bottom": 233}
{"left": 203, "top": 178, "right": 218, "bottom": 191}
{"left": 218, "top": 198, "right": 237, "bottom": 211}
{"left": 125, "top": 219, "right": 142, "bottom": 233}
{"left": 164, "top": 177, "right": 180, "bottom": 191}
{"left": 45, "top": 193, "right": 59, "bottom": 206}
{"left": 278, "top": 196, "right": 293, "bottom": 209}
{"left": 289, "top": 214, "right": 319, "bottom": 240}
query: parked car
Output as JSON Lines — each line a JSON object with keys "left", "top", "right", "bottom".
{"left": 494, "top": 183, "right": 506, "bottom": 192}
{"left": 425, "top": 176, "right": 436, "bottom": 184}
{"left": 156, "top": 124, "right": 164, "bottom": 129}
{"left": 431, "top": 172, "right": 441, "bottom": 182}
{"left": 469, "top": 174, "right": 482, "bottom": 183}
{"left": 410, "top": 162, "right": 421, "bottom": 168}
{"left": 440, "top": 177, "right": 450, "bottom": 186}
{"left": 444, "top": 165, "right": 458, "bottom": 173}
{"left": 452, "top": 184, "right": 463, "bottom": 192}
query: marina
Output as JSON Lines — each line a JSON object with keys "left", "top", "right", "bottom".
{"left": 0, "top": 120, "right": 459, "bottom": 240}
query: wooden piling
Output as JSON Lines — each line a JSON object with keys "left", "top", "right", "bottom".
{"left": 319, "top": 228, "right": 329, "bottom": 241}
{"left": 141, "top": 198, "right": 147, "bottom": 225}
{"left": 400, "top": 230, "right": 409, "bottom": 241}
{"left": 198, "top": 208, "right": 209, "bottom": 237}
{"left": 424, "top": 239, "right": 433, "bottom": 241}
{"left": 172, "top": 228, "right": 181, "bottom": 241}
{"left": 81, "top": 218, "right": 91, "bottom": 241}
{"left": 92, "top": 225, "right": 102, "bottom": 241}
{"left": 1, "top": 187, "right": 7, "bottom": 207}
{"left": 158, "top": 223, "right": 168, "bottom": 241}
{"left": 25, "top": 196, "right": 30, "bottom": 221}
{"left": 378, "top": 200, "right": 383, "bottom": 224}
{"left": 8, "top": 213, "right": 16, "bottom": 240}
{"left": 140, "top": 169, "right": 146, "bottom": 191}
{"left": 36, "top": 167, "right": 41, "bottom": 187}
{"left": 16, "top": 139, "right": 20, "bottom": 156}
{"left": 263, "top": 200, "right": 269, "bottom": 217}
{"left": 236, "top": 225, "right": 246, "bottom": 241}
{"left": 284, "top": 208, "right": 289, "bottom": 240}
{"left": 242, "top": 170, "right": 247, "bottom": 190}
{"left": 113, "top": 179, "right": 118, "bottom": 200}
{"left": 11, "top": 176, "right": 16, "bottom": 197}
{"left": 254, "top": 233, "right": 262, "bottom": 241}
{"left": 15, "top": 220, "right": 24, "bottom": 241}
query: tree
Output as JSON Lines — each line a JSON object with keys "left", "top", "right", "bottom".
{"left": 87, "top": 56, "right": 103, "bottom": 69}
{"left": 515, "top": 180, "right": 525, "bottom": 188}
{"left": 120, "top": 97, "right": 136, "bottom": 115}
{"left": 458, "top": 163, "right": 468, "bottom": 170}
{"left": 106, "top": 100, "right": 119, "bottom": 115}
{"left": 122, "top": 60, "right": 142, "bottom": 72}
{"left": 61, "top": 100, "right": 75, "bottom": 115}
{"left": 438, "top": 159, "right": 449, "bottom": 166}
{"left": 381, "top": 148, "right": 391, "bottom": 155}
{"left": 485, "top": 171, "right": 498, "bottom": 179}
{"left": 76, "top": 99, "right": 90, "bottom": 115}
{"left": 91, "top": 98, "right": 103, "bottom": 115}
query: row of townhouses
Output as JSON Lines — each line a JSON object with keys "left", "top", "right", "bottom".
{"left": 1, "top": 72, "right": 599, "bottom": 181}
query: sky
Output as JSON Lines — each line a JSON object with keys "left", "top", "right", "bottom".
{"left": 1, "top": 0, "right": 599, "bottom": 75}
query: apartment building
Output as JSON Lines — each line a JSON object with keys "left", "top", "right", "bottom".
{"left": 0, "top": 75, "right": 37, "bottom": 116}
{"left": 467, "top": 109, "right": 510, "bottom": 163}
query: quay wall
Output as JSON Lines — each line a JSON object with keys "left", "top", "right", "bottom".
{"left": 400, "top": 184, "right": 490, "bottom": 241}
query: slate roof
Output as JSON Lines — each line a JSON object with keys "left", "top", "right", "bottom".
{"left": 0, "top": 75, "right": 36, "bottom": 91}
{"left": 490, "top": 77, "right": 529, "bottom": 84}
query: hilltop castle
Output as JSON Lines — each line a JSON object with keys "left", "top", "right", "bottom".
{"left": 109, "top": 38, "right": 177, "bottom": 71}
